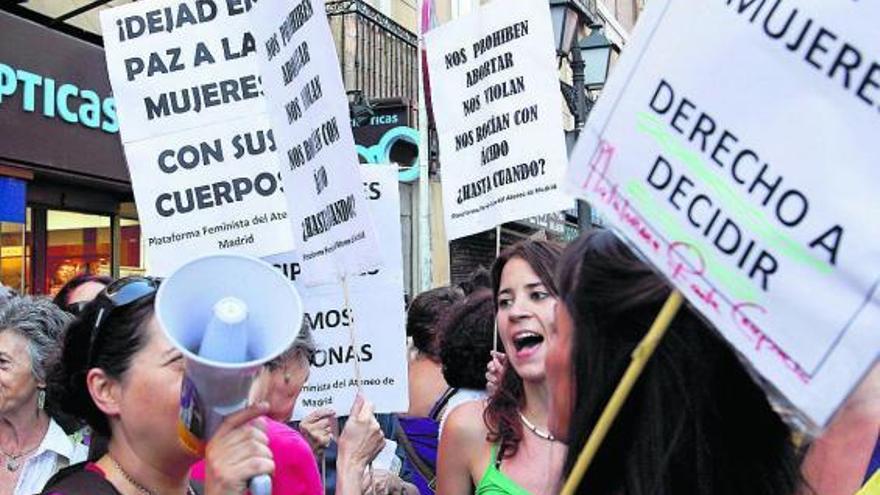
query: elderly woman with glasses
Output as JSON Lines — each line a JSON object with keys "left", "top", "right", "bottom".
{"left": 190, "top": 323, "right": 325, "bottom": 494}
{"left": 0, "top": 296, "right": 87, "bottom": 495}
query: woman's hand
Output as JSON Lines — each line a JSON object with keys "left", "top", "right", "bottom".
{"left": 204, "top": 402, "right": 275, "bottom": 495}
{"left": 485, "top": 351, "right": 507, "bottom": 396}
{"left": 299, "top": 407, "right": 337, "bottom": 457}
{"left": 336, "top": 396, "right": 385, "bottom": 495}
{"left": 365, "top": 469, "right": 405, "bottom": 494}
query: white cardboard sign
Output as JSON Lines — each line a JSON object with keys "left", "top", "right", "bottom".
{"left": 265, "top": 165, "right": 408, "bottom": 417}
{"left": 101, "top": 0, "right": 267, "bottom": 143}
{"left": 424, "top": 0, "right": 571, "bottom": 240}
{"left": 252, "top": 0, "right": 382, "bottom": 285}
{"left": 565, "top": 0, "right": 880, "bottom": 428}
{"left": 100, "top": 1, "right": 294, "bottom": 275}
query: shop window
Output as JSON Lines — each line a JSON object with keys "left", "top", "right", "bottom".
{"left": 0, "top": 210, "right": 30, "bottom": 293}
{"left": 46, "top": 210, "right": 111, "bottom": 296}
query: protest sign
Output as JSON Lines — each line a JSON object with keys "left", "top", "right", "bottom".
{"left": 101, "top": 0, "right": 267, "bottom": 142}
{"left": 424, "top": 0, "right": 571, "bottom": 240}
{"left": 564, "top": 0, "right": 880, "bottom": 428}
{"left": 100, "top": 0, "right": 294, "bottom": 275}
{"left": 251, "top": 0, "right": 382, "bottom": 285}
{"left": 265, "top": 165, "right": 408, "bottom": 417}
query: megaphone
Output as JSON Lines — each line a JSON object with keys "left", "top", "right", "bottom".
{"left": 156, "top": 253, "right": 303, "bottom": 495}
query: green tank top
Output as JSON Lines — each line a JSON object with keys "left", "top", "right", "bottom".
{"left": 475, "top": 444, "right": 533, "bottom": 495}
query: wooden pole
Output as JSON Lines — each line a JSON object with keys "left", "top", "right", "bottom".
{"left": 492, "top": 224, "right": 502, "bottom": 352}
{"left": 560, "top": 290, "right": 684, "bottom": 495}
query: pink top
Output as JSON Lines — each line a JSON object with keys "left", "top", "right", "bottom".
{"left": 191, "top": 418, "right": 322, "bottom": 495}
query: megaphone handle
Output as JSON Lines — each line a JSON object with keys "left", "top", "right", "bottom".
{"left": 249, "top": 474, "right": 272, "bottom": 495}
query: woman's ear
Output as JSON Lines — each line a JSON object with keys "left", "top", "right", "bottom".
{"left": 248, "top": 367, "right": 271, "bottom": 405}
{"left": 86, "top": 368, "right": 122, "bottom": 417}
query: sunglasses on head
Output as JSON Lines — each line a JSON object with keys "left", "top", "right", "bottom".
{"left": 86, "top": 276, "right": 161, "bottom": 366}
{"left": 65, "top": 300, "right": 89, "bottom": 316}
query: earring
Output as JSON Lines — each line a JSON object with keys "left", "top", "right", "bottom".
{"left": 37, "top": 389, "right": 46, "bottom": 410}
{"left": 283, "top": 372, "right": 292, "bottom": 384}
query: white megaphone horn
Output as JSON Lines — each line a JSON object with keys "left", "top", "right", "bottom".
{"left": 156, "top": 253, "right": 304, "bottom": 495}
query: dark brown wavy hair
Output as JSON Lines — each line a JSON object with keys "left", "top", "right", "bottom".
{"left": 406, "top": 286, "right": 464, "bottom": 359}
{"left": 485, "top": 240, "right": 563, "bottom": 460}
{"left": 557, "top": 230, "right": 802, "bottom": 495}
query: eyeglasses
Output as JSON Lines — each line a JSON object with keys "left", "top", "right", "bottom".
{"left": 87, "top": 277, "right": 161, "bottom": 366}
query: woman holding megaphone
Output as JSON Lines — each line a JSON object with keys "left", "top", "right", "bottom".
{"left": 40, "top": 277, "right": 385, "bottom": 495}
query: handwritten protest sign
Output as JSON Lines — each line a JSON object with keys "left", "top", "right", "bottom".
{"left": 251, "top": 0, "right": 382, "bottom": 285}
{"left": 265, "top": 165, "right": 408, "bottom": 417}
{"left": 100, "top": 0, "right": 294, "bottom": 275}
{"left": 424, "top": 0, "right": 571, "bottom": 240}
{"left": 565, "top": 0, "right": 880, "bottom": 427}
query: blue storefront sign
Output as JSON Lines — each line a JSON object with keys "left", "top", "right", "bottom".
{"left": 0, "top": 176, "right": 26, "bottom": 223}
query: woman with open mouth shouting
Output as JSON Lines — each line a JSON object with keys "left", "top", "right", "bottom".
{"left": 436, "top": 240, "right": 566, "bottom": 495}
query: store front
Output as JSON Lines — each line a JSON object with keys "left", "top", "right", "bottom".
{"left": 0, "top": 10, "right": 141, "bottom": 295}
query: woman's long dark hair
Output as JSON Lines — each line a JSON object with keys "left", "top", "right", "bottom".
{"left": 557, "top": 230, "right": 802, "bottom": 495}
{"left": 485, "top": 240, "right": 563, "bottom": 460}
{"left": 51, "top": 294, "right": 155, "bottom": 438}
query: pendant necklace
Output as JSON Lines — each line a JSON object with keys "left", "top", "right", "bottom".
{"left": 1, "top": 443, "right": 40, "bottom": 472}
{"left": 518, "top": 411, "right": 555, "bottom": 442}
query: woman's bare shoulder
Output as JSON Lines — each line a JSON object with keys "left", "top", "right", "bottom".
{"left": 444, "top": 399, "right": 489, "bottom": 446}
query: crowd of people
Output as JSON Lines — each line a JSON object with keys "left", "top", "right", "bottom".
{"left": 0, "top": 230, "right": 876, "bottom": 495}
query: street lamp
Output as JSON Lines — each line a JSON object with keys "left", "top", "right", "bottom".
{"left": 549, "top": 0, "right": 587, "bottom": 57}
{"left": 579, "top": 27, "right": 615, "bottom": 90}
{"left": 548, "top": 0, "right": 607, "bottom": 233}
{"left": 347, "top": 90, "right": 374, "bottom": 127}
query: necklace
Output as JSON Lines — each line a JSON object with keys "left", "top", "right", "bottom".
{"left": 110, "top": 456, "right": 196, "bottom": 495}
{"left": 1, "top": 442, "right": 41, "bottom": 472}
{"left": 2, "top": 417, "right": 50, "bottom": 471}
{"left": 518, "top": 411, "right": 555, "bottom": 442}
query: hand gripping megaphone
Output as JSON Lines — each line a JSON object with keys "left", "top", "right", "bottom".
{"left": 155, "top": 253, "right": 303, "bottom": 495}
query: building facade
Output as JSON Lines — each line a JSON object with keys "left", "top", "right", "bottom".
{"left": 326, "top": 0, "right": 421, "bottom": 298}
{"left": 0, "top": 9, "right": 141, "bottom": 295}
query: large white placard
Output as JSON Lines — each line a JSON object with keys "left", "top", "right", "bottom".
{"left": 101, "top": 0, "right": 267, "bottom": 143}
{"left": 424, "top": 0, "right": 571, "bottom": 240}
{"left": 100, "top": 1, "right": 294, "bottom": 275}
{"left": 565, "top": 0, "right": 880, "bottom": 428}
{"left": 265, "top": 165, "right": 408, "bottom": 417}
{"left": 252, "top": 0, "right": 382, "bottom": 285}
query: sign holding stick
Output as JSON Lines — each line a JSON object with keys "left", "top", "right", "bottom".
{"left": 100, "top": 1, "right": 294, "bottom": 275}
{"left": 564, "top": 0, "right": 880, "bottom": 429}
{"left": 424, "top": 0, "right": 571, "bottom": 240}
{"left": 251, "top": 0, "right": 382, "bottom": 285}
{"left": 493, "top": 224, "right": 501, "bottom": 353}
{"left": 560, "top": 291, "right": 684, "bottom": 495}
